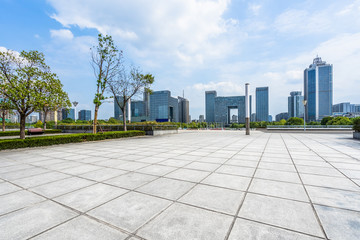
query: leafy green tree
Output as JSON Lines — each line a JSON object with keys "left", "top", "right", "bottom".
{"left": 0, "top": 49, "right": 63, "bottom": 139}
{"left": 91, "top": 34, "right": 123, "bottom": 134}
{"left": 308, "top": 121, "right": 320, "bottom": 125}
{"left": 61, "top": 118, "right": 75, "bottom": 124}
{"left": 286, "top": 117, "right": 304, "bottom": 125}
{"left": 321, "top": 116, "right": 333, "bottom": 125}
{"left": 352, "top": 117, "right": 360, "bottom": 132}
{"left": 327, "top": 116, "right": 352, "bottom": 125}
{"left": 34, "top": 120, "right": 43, "bottom": 128}
{"left": 0, "top": 96, "right": 14, "bottom": 131}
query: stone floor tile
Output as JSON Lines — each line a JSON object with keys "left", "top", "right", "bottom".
{"left": 0, "top": 190, "right": 45, "bottom": 215}
{"left": 184, "top": 162, "right": 220, "bottom": 172}
{"left": 136, "top": 177, "right": 195, "bottom": 200}
{"left": 88, "top": 192, "right": 171, "bottom": 232}
{"left": 29, "top": 177, "right": 94, "bottom": 198}
{"left": 12, "top": 171, "right": 70, "bottom": 188}
{"left": 54, "top": 183, "right": 128, "bottom": 212}
{"left": 80, "top": 168, "right": 127, "bottom": 182}
{"left": 202, "top": 173, "right": 251, "bottom": 191}
{"left": 216, "top": 165, "right": 255, "bottom": 177}
{"left": 59, "top": 164, "right": 103, "bottom": 175}
{"left": 179, "top": 184, "right": 244, "bottom": 215}
{"left": 115, "top": 162, "right": 149, "bottom": 171}
{"left": 254, "top": 169, "right": 301, "bottom": 183}
{"left": 296, "top": 165, "right": 343, "bottom": 177}
{"left": 238, "top": 193, "right": 324, "bottom": 237}
{"left": 0, "top": 167, "right": 50, "bottom": 181}
{"left": 228, "top": 218, "right": 320, "bottom": 240}
{"left": 137, "top": 203, "right": 233, "bottom": 240}
{"left": 165, "top": 168, "right": 210, "bottom": 182}
{"left": 158, "top": 159, "right": 190, "bottom": 167}
{"left": 315, "top": 205, "right": 360, "bottom": 240}
{"left": 0, "top": 201, "right": 78, "bottom": 240}
{"left": 258, "top": 162, "right": 296, "bottom": 172}
{"left": 300, "top": 173, "right": 360, "bottom": 191}
{"left": 225, "top": 159, "right": 259, "bottom": 168}
{"left": 249, "top": 178, "right": 309, "bottom": 202}
{"left": 0, "top": 182, "right": 21, "bottom": 195}
{"left": 104, "top": 172, "right": 157, "bottom": 190}
{"left": 135, "top": 165, "right": 177, "bottom": 176}
{"left": 33, "top": 216, "right": 128, "bottom": 240}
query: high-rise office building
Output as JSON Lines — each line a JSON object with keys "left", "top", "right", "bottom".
{"left": 199, "top": 115, "right": 205, "bottom": 122}
{"left": 288, "top": 91, "right": 304, "bottom": 118}
{"left": 150, "top": 90, "right": 179, "bottom": 122}
{"left": 256, "top": 87, "right": 269, "bottom": 122}
{"left": 205, "top": 91, "right": 217, "bottom": 123}
{"left": 275, "top": 112, "right": 289, "bottom": 121}
{"left": 39, "top": 110, "right": 62, "bottom": 122}
{"left": 304, "top": 56, "right": 333, "bottom": 121}
{"left": 62, "top": 108, "right": 75, "bottom": 120}
{"left": 178, "top": 96, "right": 190, "bottom": 123}
{"left": 78, "top": 110, "right": 91, "bottom": 121}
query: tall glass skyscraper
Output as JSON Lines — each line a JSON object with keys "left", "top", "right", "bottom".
{"left": 150, "top": 90, "right": 179, "bottom": 122}
{"left": 205, "top": 91, "right": 217, "bottom": 123}
{"left": 62, "top": 108, "right": 75, "bottom": 120}
{"left": 304, "top": 56, "right": 333, "bottom": 121}
{"left": 256, "top": 87, "right": 269, "bottom": 122}
{"left": 288, "top": 91, "right": 304, "bottom": 118}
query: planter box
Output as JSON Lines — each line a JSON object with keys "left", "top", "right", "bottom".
{"left": 354, "top": 132, "right": 360, "bottom": 140}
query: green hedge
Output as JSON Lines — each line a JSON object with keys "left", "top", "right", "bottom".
{"left": 353, "top": 117, "right": 360, "bottom": 132}
{"left": 0, "top": 129, "right": 62, "bottom": 137}
{"left": 0, "top": 130, "right": 145, "bottom": 150}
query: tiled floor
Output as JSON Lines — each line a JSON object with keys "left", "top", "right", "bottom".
{"left": 0, "top": 130, "right": 360, "bottom": 240}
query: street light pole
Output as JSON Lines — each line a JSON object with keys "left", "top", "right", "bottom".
{"left": 303, "top": 100, "right": 307, "bottom": 132}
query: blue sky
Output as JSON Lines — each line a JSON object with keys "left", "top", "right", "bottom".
{"left": 1, "top": 0, "right": 360, "bottom": 120}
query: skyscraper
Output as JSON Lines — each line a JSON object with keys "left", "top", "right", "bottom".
{"left": 304, "top": 56, "right": 333, "bottom": 121}
{"left": 150, "top": 90, "right": 179, "bottom": 122}
{"left": 288, "top": 91, "right": 304, "bottom": 118}
{"left": 62, "top": 108, "right": 75, "bottom": 120}
{"left": 78, "top": 110, "right": 91, "bottom": 121}
{"left": 205, "top": 91, "right": 217, "bottom": 123}
{"left": 178, "top": 96, "right": 190, "bottom": 123}
{"left": 256, "top": 87, "right": 269, "bottom": 122}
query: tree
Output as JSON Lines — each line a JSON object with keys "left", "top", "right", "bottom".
{"left": 327, "top": 116, "right": 352, "bottom": 125}
{"left": 108, "top": 66, "right": 154, "bottom": 131}
{"left": 0, "top": 49, "right": 63, "bottom": 139}
{"left": 286, "top": 117, "right": 304, "bottom": 125}
{"left": 321, "top": 116, "right": 333, "bottom": 125}
{"left": 91, "top": 34, "right": 122, "bottom": 134}
{"left": 0, "top": 96, "right": 14, "bottom": 131}
{"left": 38, "top": 76, "right": 71, "bottom": 130}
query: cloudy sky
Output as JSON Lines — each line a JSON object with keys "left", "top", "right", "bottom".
{"left": 1, "top": 0, "right": 360, "bottom": 120}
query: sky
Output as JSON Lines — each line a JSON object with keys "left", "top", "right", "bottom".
{"left": 1, "top": 0, "right": 360, "bottom": 120}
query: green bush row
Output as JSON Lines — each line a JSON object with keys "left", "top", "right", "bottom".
{"left": 353, "top": 117, "right": 360, "bottom": 132}
{"left": 0, "top": 129, "right": 62, "bottom": 137}
{"left": 0, "top": 130, "right": 145, "bottom": 150}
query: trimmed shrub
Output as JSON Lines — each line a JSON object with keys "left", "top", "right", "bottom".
{"left": 353, "top": 117, "right": 360, "bottom": 132}
{"left": 0, "top": 130, "right": 145, "bottom": 150}
{"left": 0, "top": 129, "right": 62, "bottom": 137}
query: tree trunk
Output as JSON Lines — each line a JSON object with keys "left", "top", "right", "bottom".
{"left": 43, "top": 111, "right": 48, "bottom": 130}
{"left": 93, "top": 106, "right": 99, "bottom": 134}
{"left": 2, "top": 111, "right": 5, "bottom": 132}
{"left": 20, "top": 113, "right": 26, "bottom": 139}
{"left": 122, "top": 104, "right": 127, "bottom": 131}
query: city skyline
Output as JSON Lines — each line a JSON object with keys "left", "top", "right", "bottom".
{"left": 1, "top": 0, "right": 360, "bottom": 120}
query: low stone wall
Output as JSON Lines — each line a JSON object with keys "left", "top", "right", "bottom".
{"left": 354, "top": 132, "right": 360, "bottom": 139}
{"left": 146, "top": 129, "right": 178, "bottom": 136}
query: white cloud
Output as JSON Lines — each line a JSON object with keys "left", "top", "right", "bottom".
{"left": 50, "top": 29, "right": 74, "bottom": 40}
{"left": 248, "top": 4, "right": 261, "bottom": 16}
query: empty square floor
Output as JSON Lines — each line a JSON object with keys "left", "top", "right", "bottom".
{"left": 1, "top": 130, "right": 360, "bottom": 240}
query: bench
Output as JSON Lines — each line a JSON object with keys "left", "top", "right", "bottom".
{"left": 28, "top": 128, "right": 44, "bottom": 135}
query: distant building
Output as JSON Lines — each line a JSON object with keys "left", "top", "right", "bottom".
{"left": 251, "top": 113, "right": 256, "bottom": 122}
{"left": 275, "top": 112, "right": 289, "bottom": 122}
{"left": 256, "top": 87, "right": 269, "bottom": 122}
{"left": 150, "top": 90, "right": 179, "bottom": 122}
{"left": 39, "top": 110, "right": 62, "bottom": 122}
{"left": 288, "top": 91, "right": 304, "bottom": 118}
{"left": 78, "top": 110, "right": 91, "bottom": 121}
{"left": 205, "top": 91, "right": 217, "bottom": 123}
{"left": 304, "top": 56, "right": 333, "bottom": 121}
{"left": 62, "top": 108, "right": 75, "bottom": 120}
{"left": 333, "top": 102, "right": 352, "bottom": 113}
{"left": 178, "top": 96, "right": 190, "bottom": 123}
{"left": 231, "top": 115, "right": 238, "bottom": 123}
{"left": 26, "top": 115, "right": 38, "bottom": 123}
{"left": 205, "top": 90, "right": 252, "bottom": 124}
{"left": 199, "top": 115, "right": 205, "bottom": 122}
{"left": 268, "top": 115, "right": 273, "bottom": 122}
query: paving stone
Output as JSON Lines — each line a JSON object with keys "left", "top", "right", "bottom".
{"left": 158, "top": 159, "right": 190, "bottom": 167}
{"left": 12, "top": 171, "right": 70, "bottom": 188}
{"left": 296, "top": 165, "right": 343, "bottom": 177}
{"left": 179, "top": 184, "right": 244, "bottom": 215}
{"left": 238, "top": 193, "right": 324, "bottom": 237}
{"left": 0, "top": 167, "right": 50, "bottom": 181}
{"left": 184, "top": 162, "right": 220, "bottom": 172}
{"left": 254, "top": 168, "right": 301, "bottom": 183}
{"left": 165, "top": 168, "right": 210, "bottom": 182}
{"left": 249, "top": 178, "right": 309, "bottom": 202}
{"left": 115, "top": 162, "right": 149, "bottom": 171}
{"left": 228, "top": 218, "right": 319, "bottom": 240}
{"left": 59, "top": 164, "right": 103, "bottom": 175}
{"left": 80, "top": 168, "right": 127, "bottom": 182}
{"left": 0, "top": 190, "right": 45, "bottom": 215}
{"left": 0, "top": 182, "right": 21, "bottom": 195}
{"left": 137, "top": 203, "right": 233, "bottom": 240}
{"left": 257, "top": 162, "right": 296, "bottom": 172}
{"left": 54, "top": 183, "right": 128, "bottom": 212}
{"left": 135, "top": 165, "right": 177, "bottom": 176}
{"left": 29, "top": 177, "right": 94, "bottom": 198}
{"left": 202, "top": 172, "right": 251, "bottom": 191}
{"left": 88, "top": 192, "right": 171, "bottom": 232}
{"left": 315, "top": 205, "right": 360, "bottom": 240}
{"left": 137, "top": 177, "right": 195, "bottom": 200}
{"left": 104, "top": 172, "right": 157, "bottom": 189}
{"left": 0, "top": 201, "right": 78, "bottom": 240}
{"left": 216, "top": 165, "right": 255, "bottom": 177}
{"left": 300, "top": 173, "right": 360, "bottom": 191}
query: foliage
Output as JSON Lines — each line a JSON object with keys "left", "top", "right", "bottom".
{"left": 61, "top": 118, "right": 75, "bottom": 123}
{"left": 91, "top": 34, "right": 123, "bottom": 133}
{"left": 230, "top": 123, "right": 245, "bottom": 128}
{"left": 327, "top": 116, "right": 352, "bottom": 125}
{"left": 352, "top": 117, "right": 360, "bottom": 132}
{"left": 286, "top": 117, "right": 304, "bottom": 125}
{"left": 321, "top": 116, "right": 333, "bottom": 125}
{"left": 0, "top": 130, "right": 145, "bottom": 150}
{"left": 0, "top": 129, "right": 62, "bottom": 137}
{"left": 34, "top": 120, "right": 43, "bottom": 128}
{"left": 0, "top": 49, "right": 65, "bottom": 139}
{"left": 307, "top": 121, "right": 321, "bottom": 125}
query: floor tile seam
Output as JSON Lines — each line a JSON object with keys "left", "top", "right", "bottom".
{"left": 291, "top": 135, "right": 360, "bottom": 189}
{"left": 130, "top": 133, "right": 266, "bottom": 237}
{"left": 0, "top": 169, "right": 55, "bottom": 182}
{"left": 224, "top": 133, "right": 272, "bottom": 240}
{"left": 311, "top": 202, "right": 360, "bottom": 214}
{"left": 236, "top": 216, "right": 326, "bottom": 239}
{"left": 280, "top": 134, "right": 329, "bottom": 240}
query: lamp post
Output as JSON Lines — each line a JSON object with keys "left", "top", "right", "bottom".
{"left": 302, "top": 100, "right": 307, "bottom": 132}
{"left": 72, "top": 101, "right": 78, "bottom": 122}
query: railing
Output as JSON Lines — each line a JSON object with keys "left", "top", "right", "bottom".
{"left": 56, "top": 124, "right": 178, "bottom": 131}
{"left": 267, "top": 125, "right": 353, "bottom": 129}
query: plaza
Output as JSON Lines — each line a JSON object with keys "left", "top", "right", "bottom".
{"left": 0, "top": 130, "right": 360, "bottom": 240}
